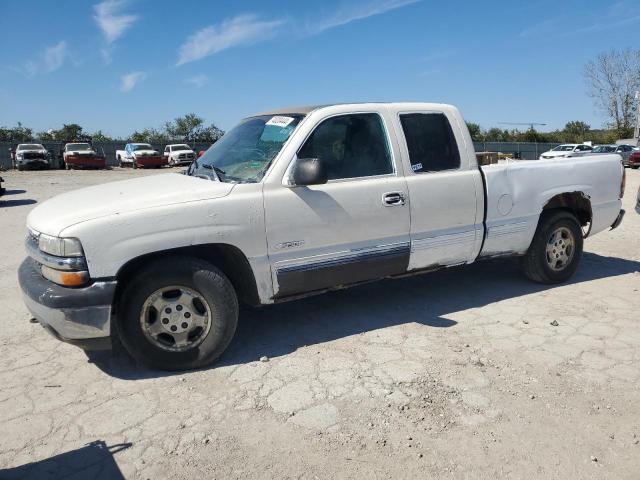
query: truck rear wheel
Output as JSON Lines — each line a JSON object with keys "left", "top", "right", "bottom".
{"left": 521, "top": 210, "right": 583, "bottom": 284}
{"left": 117, "top": 257, "right": 239, "bottom": 370}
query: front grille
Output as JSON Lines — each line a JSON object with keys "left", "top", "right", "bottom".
{"left": 24, "top": 152, "right": 46, "bottom": 160}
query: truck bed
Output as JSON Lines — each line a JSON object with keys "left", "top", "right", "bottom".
{"left": 479, "top": 155, "right": 623, "bottom": 257}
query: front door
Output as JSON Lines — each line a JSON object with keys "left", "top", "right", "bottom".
{"left": 264, "top": 112, "right": 411, "bottom": 298}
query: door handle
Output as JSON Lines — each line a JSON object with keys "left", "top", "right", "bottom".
{"left": 382, "top": 192, "right": 406, "bottom": 206}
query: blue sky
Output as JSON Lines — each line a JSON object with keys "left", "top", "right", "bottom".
{"left": 0, "top": 0, "right": 638, "bottom": 137}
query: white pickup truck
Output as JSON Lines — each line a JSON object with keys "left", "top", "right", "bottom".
{"left": 19, "top": 103, "right": 626, "bottom": 370}
{"left": 163, "top": 144, "right": 196, "bottom": 166}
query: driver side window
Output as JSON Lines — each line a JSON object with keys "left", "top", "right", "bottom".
{"left": 297, "top": 113, "right": 393, "bottom": 181}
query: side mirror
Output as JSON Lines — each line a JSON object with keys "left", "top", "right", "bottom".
{"left": 291, "top": 158, "right": 328, "bottom": 187}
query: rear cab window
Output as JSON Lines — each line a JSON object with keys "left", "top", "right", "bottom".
{"left": 398, "top": 113, "right": 461, "bottom": 173}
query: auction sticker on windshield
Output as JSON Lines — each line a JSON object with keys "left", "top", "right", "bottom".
{"left": 266, "top": 116, "right": 295, "bottom": 128}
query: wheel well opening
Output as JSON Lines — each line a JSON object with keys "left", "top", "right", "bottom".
{"left": 542, "top": 192, "right": 592, "bottom": 228}
{"left": 114, "top": 244, "right": 261, "bottom": 312}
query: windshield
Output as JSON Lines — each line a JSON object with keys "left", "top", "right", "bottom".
{"left": 552, "top": 145, "right": 576, "bottom": 152}
{"left": 171, "top": 145, "right": 190, "bottom": 151}
{"left": 17, "top": 144, "right": 44, "bottom": 150}
{"left": 133, "top": 144, "right": 153, "bottom": 151}
{"left": 593, "top": 145, "right": 615, "bottom": 153}
{"left": 190, "top": 114, "right": 303, "bottom": 183}
{"left": 67, "top": 143, "right": 91, "bottom": 150}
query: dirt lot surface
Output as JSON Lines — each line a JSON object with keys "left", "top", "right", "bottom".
{"left": 0, "top": 167, "right": 639, "bottom": 479}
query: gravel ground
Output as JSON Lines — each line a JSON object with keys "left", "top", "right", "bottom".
{"left": 0, "top": 167, "right": 639, "bottom": 479}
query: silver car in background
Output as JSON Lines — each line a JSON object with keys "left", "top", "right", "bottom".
{"left": 592, "top": 145, "right": 636, "bottom": 166}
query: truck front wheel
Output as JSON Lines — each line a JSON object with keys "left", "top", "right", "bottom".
{"left": 117, "top": 258, "right": 239, "bottom": 370}
{"left": 521, "top": 210, "right": 583, "bottom": 284}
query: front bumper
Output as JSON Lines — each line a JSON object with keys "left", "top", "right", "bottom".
{"left": 18, "top": 258, "right": 116, "bottom": 350}
{"left": 135, "top": 156, "right": 167, "bottom": 167}
{"left": 65, "top": 156, "right": 106, "bottom": 169}
{"left": 18, "top": 160, "right": 49, "bottom": 170}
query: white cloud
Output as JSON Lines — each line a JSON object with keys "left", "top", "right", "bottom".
{"left": 186, "top": 74, "right": 209, "bottom": 88}
{"left": 305, "top": 0, "right": 420, "bottom": 35}
{"left": 177, "top": 14, "right": 285, "bottom": 65}
{"left": 15, "top": 41, "right": 68, "bottom": 77}
{"left": 43, "top": 41, "right": 68, "bottom": 72}
{"left": 120, "top": 71, "right": 145, "bottom": 92}
{"left": 94, "top": 0, "right": 137, "bottom": 44}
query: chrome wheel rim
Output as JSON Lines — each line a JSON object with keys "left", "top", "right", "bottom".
{"left": 140, "top": 286, "right": 212, "bottom": 352}
{"left": 545, "top": 227, "right": 575, "bottom": 272}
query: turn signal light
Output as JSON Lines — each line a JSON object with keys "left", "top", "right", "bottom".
{"left": 41, "top": 265, "right": 89, "bottom": 287}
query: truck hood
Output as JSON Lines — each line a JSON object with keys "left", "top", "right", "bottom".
{"left": 540, "top": 151, "right": 571, "bottom": 158}
{"left": 133, "top": 150, "right": 159, "bottom": 156}
{"left": 68, "top": 150, "right": 97, "bottom": 155}
{"left": 27, "top": 173, "right": 235, "bottom": 236}
{"left": 17, "top": 149, "right": 47, "bottom": 154}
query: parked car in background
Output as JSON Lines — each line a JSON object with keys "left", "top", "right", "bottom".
{"left": 591, "top": 145, "right": 617, "bottom": 154}
{"left": 628, "top": 148, "right": 640, "bottom": 169}
{"left": 63, "top": 143, "right": 106, "bottom": 170}
{"left": 163, "top": 144, "right": 195, "bottom": 166}
{"left": 539, "top": 144, "right": 593, "bottom": 159}
{"left": 591, "top": 144, "right": 636, "bottom": 167}
{"left": 0, "top": 176, "right": 4, "bottom": 196}
{"left": 614, "top": 145, "right": 636, "bottom": 167}
{"left": 116, "top": 143, "right": 167, "bottom": 169}
{"left": 14, "top": 144, "right": 50, "bottom": 170}
{"left": 19, "top": 102, "right": 625, "bottom": 370}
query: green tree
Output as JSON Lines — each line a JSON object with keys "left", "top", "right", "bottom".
{"left": 164, "top": 113, "right": 224, "bottom": 143}
{"left": 562, "top": 121, "right": 591, "bottom": 142}
{"left": 0, "top": 122, "right": 34, "bottom": 142}
{"left": 36, "top": 123, "right": 86, "bottom": 141}
{"left": 90, "top": 130, "right": 115, "bottom": 142}
{"left": 466, "top": 122, "right": 482, "bottom": 141}
{"left": 129, "top": 128, "right": 168, "bottom": 144}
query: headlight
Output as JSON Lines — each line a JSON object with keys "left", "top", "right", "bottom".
{"left": 38, "top": 234, "right": 84, "bottom": 257}
{"left": 16, "top": 153, "right": 23, "bottom": 160}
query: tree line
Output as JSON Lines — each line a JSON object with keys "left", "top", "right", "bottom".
{"left": 465, "top": 120, "right": 623, "bottom": 144}
{"left": 0, "top": 113, "right": 224, "bottom": 144}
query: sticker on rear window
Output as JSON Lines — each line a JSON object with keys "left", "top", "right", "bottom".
{"left": 266, "top": 116, "right": 295, "bottom": 128}
{"left": 411, "top": 162, "right": 423, "bottom": 171}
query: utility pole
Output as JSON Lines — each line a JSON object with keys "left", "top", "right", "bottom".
{"left": 634, "top": 91, "right": 640, "bottom": 143}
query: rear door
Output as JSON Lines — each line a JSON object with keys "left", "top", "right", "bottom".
{"left": 394, "top": 110, "right": 483, "bottom": 270}
{"left": 263, "top": 111, "right": 411, "bottom": 298}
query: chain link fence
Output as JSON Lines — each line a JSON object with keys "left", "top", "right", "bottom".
{"left": 0, "top": 140, "right": 561, "bottom": 170}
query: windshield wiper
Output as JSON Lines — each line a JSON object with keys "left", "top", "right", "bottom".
{"left": 201, "top": 164, "right": 226, "bottom": 182}
{"left": 205, "top": 164, "right": 226, "bottom": 175}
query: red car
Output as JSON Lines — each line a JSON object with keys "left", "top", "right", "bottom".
{"left": 628, "top": 150, "right": 640, "bottom": 169}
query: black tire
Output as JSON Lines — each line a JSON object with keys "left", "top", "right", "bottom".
{"left": 133, "top": 161, "right": 138, "bottom": 169}
{"left": 632, "top": 165, "right": 639, "bottom": 170}
{"left": 117, "top": 257, "right": 239, "bottom": 370}
{"left": 17, "top": 165, "right": 23, "bottom": 171}
{"left": 521, "top": 210, "right": 583, "bottom": 284}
